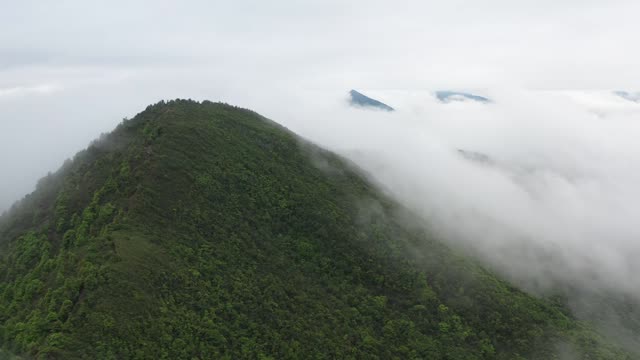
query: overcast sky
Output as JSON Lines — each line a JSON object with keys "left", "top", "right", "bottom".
{"left": 2, "top": 0, "right": 640, "bottom": 210}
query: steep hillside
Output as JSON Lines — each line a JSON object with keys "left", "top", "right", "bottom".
{"left": 0, "top": 100, "right": 630, "bottom": 359}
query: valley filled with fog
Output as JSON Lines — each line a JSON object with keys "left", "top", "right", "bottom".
{"left": 279, "top": 89, "right": 640, "bottom": 296}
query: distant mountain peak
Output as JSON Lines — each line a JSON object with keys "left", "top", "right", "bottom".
{"left": 435, "top": 91, "right": 490, "bottom": 103}
{"left": 348, "top": 89, "right": 394, "bottom": 111}
{"left": 614, "top": 91, "right": 640, "bottom": 103}
{"left": 457, "top": 149, "right": 493, "bottom": 164}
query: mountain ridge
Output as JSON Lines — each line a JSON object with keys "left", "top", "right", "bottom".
{"left": 0, "top": 99, "right": 630, "bottom": 359}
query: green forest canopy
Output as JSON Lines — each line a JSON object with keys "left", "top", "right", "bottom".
{"left": 0, "top": 99, "right": 632, "bottom": 359}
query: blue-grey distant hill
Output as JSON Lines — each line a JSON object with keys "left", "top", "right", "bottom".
{"left": 457, "top": 149, "right": 493, "bottom": 164}
{"left": 349, "top": 90, "right": 394, "bottom": 111}
{"left": 436, "top": 91, "right": 490, "bottom": 103}
{"left": 614, "top": 91, "right": 640, "bottom": 103}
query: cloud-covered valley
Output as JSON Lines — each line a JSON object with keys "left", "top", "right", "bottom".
{"left": 273, "top": 89, "right": 640, "bottom": 304}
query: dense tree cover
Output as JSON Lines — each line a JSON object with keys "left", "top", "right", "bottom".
{"left": 0, "top": 100, "right": 632, "bottom": 359}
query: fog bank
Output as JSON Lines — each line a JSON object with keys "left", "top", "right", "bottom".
{"left": 270, "top": 89, "right": 640, "bottom": 302}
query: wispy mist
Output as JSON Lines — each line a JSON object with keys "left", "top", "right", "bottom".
{"left": 269, "top": 90, "right": 640, "bottom": 305}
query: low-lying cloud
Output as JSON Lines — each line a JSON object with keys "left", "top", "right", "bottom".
{"left": 269, "top": 89, "right": 640, "bottom": 303}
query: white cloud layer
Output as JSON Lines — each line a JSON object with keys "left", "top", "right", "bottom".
{"left": 270, "top": 90, "right": 640, "bottom": 302}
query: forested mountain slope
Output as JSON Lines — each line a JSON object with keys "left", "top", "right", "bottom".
{"left": 0, "top": 100, "right": 630, "bottom": 359}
